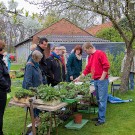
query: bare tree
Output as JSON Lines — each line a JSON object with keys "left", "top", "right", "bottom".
{"left": 25, "top": 0, "right": 100, "bottom": 28}
{"left": 0, "top": 1, "right": 43, "bottom": 52}
{"left": 26, "top": 0, "right": 135, "bottom": 92}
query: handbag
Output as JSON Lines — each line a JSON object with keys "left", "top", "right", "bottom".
{"left": 7, "top": 93, "right": 12, "bottom": 106}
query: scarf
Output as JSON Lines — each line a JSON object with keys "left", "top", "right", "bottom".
{"left": 31, "top": 58, "right": 39, "bottom": 68}
{"left": 51, "top": 52, "right": 61, "bottom": 60}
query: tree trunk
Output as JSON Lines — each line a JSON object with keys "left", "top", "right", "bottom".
{"left": 120, "top": 49, "right": 134, "bottom": 93}
{"left": 102, "top": 15, "right": 105, "bottom": 23}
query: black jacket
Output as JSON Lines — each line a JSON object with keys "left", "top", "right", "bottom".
{"left": 27, "top": 45, "right": 47, "bottom": 75}
{"left": 46, "top": 56, "right": 65, "bottom": 86}
{"left": 0, "top": 54, "right": 11, "bottom": 93}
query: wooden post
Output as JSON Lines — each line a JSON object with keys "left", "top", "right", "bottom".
{"left": 23, "top": 107, "right": 29, "bottom": 135}
{"left": 29, "top": 99, "right": 36, "bottom": 135}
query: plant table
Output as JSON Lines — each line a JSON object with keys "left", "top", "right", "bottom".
{"left": 9, "top": 99, "right": 67, "bottom": 135}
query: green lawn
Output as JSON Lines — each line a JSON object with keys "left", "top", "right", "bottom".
{"left": 10, "top": 63, "right": 23, "bottom": 71}
{"left": 3, "top": 64, "right": 135, "bottom": 135}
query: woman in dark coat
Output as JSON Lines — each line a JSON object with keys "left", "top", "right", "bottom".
{"left": 22, "top": 50, "right": 43, "bottom": 90}
{"left": 22, "top": 50, "right": 43, "bottom": 120}
{"left": 66, "top": 45, "right": 82, "bottom": 82}
{"left": 46, "top": 46, "right": 65, "bottom": 87}
{"left": 0, "top": 40, "right": 11, "bottom": 135}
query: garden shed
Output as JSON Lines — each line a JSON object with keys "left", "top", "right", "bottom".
{"left": 15, "top": 18, "right": 125, "bottom": 62}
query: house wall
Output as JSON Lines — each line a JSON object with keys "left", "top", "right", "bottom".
{"left": 16, "top": 40, "right": 125, "bottom": 64}
{"left": 16, "top": 41, "right": 31, "bottom": 63}
{"left": 57, "top": 42, "right": 125, "bottom": 58}
{"left": 16, "top": 41, "right": 51, "bottom": 63}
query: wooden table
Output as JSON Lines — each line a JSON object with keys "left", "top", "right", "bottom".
{"left": 9, "top": 99, "right": 67, "bottom": 135}
{"left": 109, "top": 77, "right": 120, "bottom": 95}
{"left": 90, "top": 76, "right": 120, "bottom": 93}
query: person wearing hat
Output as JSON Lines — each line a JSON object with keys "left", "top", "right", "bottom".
{"left": 0, "top": 40, "right": 11, "bottom": 135}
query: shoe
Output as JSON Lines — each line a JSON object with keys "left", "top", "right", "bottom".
{"left": 91, "top": 117, "right": 98, "bottom": 121}
{"left": 27, "top": 123, "right": 32, "bottom": 128}
{"left": 95, "top": 121, "right": 105, "bottom": 126}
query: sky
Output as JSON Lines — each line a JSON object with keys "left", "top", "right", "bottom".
{"left": 0, "top": 0, "right": 41, "bottom": 14}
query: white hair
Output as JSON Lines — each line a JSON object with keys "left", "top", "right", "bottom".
{"left": 32, "top": 50, "right": 43, "bottom": 61}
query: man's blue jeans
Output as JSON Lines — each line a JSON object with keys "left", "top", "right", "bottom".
{"left": 129, "top": 72, "right": 134, "bottom": 90}
{"left": 94, "top": 79, "right": 109, "bottom": 123}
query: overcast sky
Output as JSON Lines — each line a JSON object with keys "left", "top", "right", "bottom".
{"left": 0, "top": 0, "right": 41, "bottom": 14}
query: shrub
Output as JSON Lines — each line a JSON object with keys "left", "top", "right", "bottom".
{"left": 96, "top": 27, "right": 123, "bottom": 42}
{"left": 107, "top": 52, "right": 124, "bottom": 76}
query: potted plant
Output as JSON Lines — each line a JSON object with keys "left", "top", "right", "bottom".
{"left": 35, "top": 85, "right": 62, "bottom": 106}
{"left": 37, "top": 112, "right": 63, "bottom": 135}
{"left": 14, "top": 89, "right": 35, "bottom": 103}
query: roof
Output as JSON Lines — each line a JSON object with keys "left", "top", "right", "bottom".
{"left": 40, "top": 35, "right": 109, "bottom": 43}
{"left": 86, "top": 22, "right": 113, "bottom": 36}
{"left": 15, "top": 37, "right": 32, "bottom": 46}
{"left": 15, "top": 19, "right": 109, "bottom": 47}
{"left": 33, "top": 18, "right": 92, "bottom": 37}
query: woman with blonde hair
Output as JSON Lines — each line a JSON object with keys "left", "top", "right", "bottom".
{"left": 30, "top": 44, "right": 37, "bottom": 51}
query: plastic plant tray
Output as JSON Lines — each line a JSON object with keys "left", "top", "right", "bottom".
{"left": 63, "top": 98, "right": 78, "bottom": 104}
{"left": 65, "top": 119, "right": 89, "bottom": 130}
{"left": 78, "top": 107, "right": 98, "bottom": 114}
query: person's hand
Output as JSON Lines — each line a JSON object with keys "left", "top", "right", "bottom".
{"left": 70, "top": 76, "right": 73, "bottom": 81}
{"left": 99, "top": 77, "right": 104, "bottom": 81}
{"left": 73, "top": 76, "right": 80, "bottom": 82}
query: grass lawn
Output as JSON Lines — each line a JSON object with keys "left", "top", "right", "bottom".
{"left": 3, "top": 64, "right": 135, "bottom": 135}
{"left": 10, "top": 63, "right": 23, "bottom": 71}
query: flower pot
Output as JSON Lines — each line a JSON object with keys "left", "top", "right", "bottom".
{"left": 74, "top": 114, "right": 82, "bottom": 124}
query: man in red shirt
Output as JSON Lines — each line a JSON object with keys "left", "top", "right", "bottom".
{"left": 74, "top": 42, "right": 110, "bottom": 126}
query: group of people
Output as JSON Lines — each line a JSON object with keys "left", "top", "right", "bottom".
{"left": 21, "top": 38, "right": 83, "bottom": 123}
{"left": 23, "top": 38, "right": 83, "bottom": 89}
{"left": 22, "top": 39, "right": 111, "bottom": 126}
{"left": 0, "top": 38, "right": 135, "bottom": 134}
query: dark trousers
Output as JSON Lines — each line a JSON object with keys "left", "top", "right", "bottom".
{"left": 0, "top": 91, "right": 7, "bottom": 135}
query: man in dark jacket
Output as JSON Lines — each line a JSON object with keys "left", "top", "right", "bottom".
{"left": 0, "top": 40, "right": 11, "bottom": 135}
{"left": 27, "top": 37, "right": 48, "bottom": 84}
